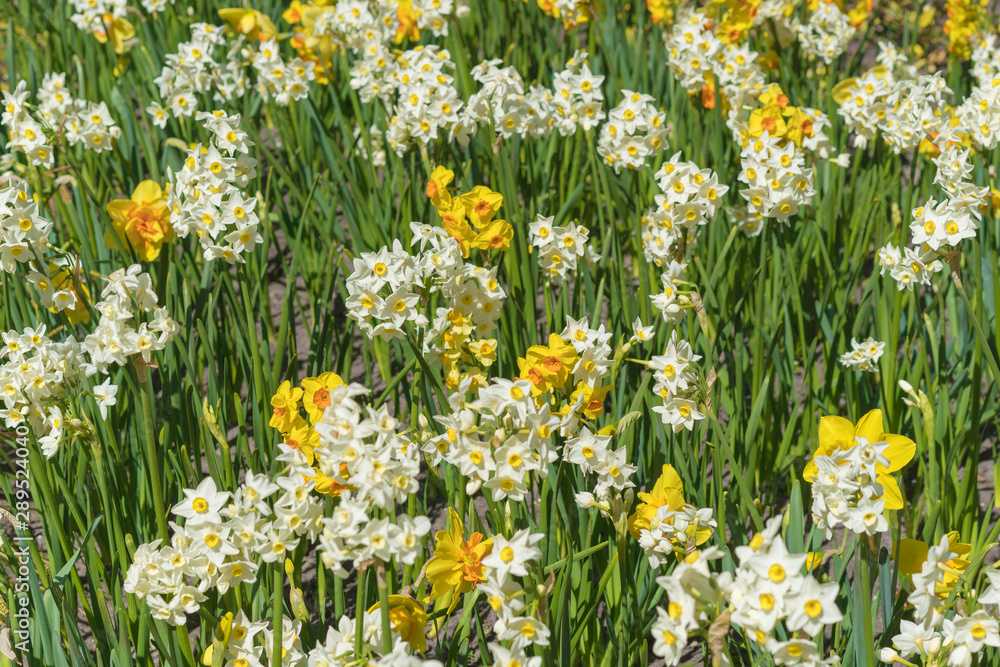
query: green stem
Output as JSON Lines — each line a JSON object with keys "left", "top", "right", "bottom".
{"left": 858, "top": 540, "right": 876, "bottom": 667}
{"left": 272, "top": 563, "right": 284, "bottom": 666}
{"left": 377, "top": 561, "right": 393, "bottom": 654}
{"left": 355, "top": 567, "right": 367, "bottom": 659}
{"left": 135, "top": 359, "right": 168, "bottom": 542}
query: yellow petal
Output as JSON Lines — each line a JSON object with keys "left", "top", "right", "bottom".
{"left": 650, "top": 464, "right": 686, "bottom": 510}
{"left": 217, "top": 8, "right": 244, "bottom": 24}
{"left": 896, "top": 538, "right": 929, "bottom": 575}
{"left": 881, "top": 433, "right": 916, "bottom": 473}
{"left": 116, "top": 18, "right": 135, "bottom": 40}
{"left": 109, "top": 18, "right": 135, "bottom": 54}
{"left": 131, "top": 180, "right": 163, "bottom": 205}
{"left": 879, "top": 474, "right": 904, "bottom": 510}
{"left": 106, "top": 199, "right": 135, "bottom": 226}
{"left": 104, "top": 229, "right": 121, "bottom": 251}
{"left": 818, "top": 415, "right": 855, "bottom": 451}
{"left": 138, "top": 244, "right": 161, "bottom": 262}
{"left": 854, "top": 409, "right": 886, "bottom": 444}
{"left": 446, "top": 507, "right": 464, "bottom": 543}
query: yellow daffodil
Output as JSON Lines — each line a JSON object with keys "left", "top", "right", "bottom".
{"left": 467, "top": 339, "right": 497, "bottom": 367}
{"left": 425, "top": 508, "right": 492, "bottom": 614}
{"left": 847, "top": 0, "right": 873, "bottom": 28}
{"left": 309, "top": 463, "right": 348, "bottom": 496}
{"left": 426, "top": 165, "right": 454, "bottom": 208}
{"left": 628, "top": 465, "right": 714, "bottom": 546}
{"left": 394, "top": 0, "right": 420, "bottom": 43}
{"left": 94, "top": 13, "right": 135, "bottom": 55}
{"left": 218, "top": 8, "right": 276, "bottom": 41}
{"left": 628, "top": 465, "right": 685, "bottom": 538}
{"left": 784, "top": 108, "right": 816, "bottom": 147}
{"left": 105, "top": 180, "right": 173, "bottom": 262}
{"left": 282, "top": 0, "right": 307, "bottom": 24}
{"left": 802, "top": 409, "right": 916, "bottom": 509}
{"left": 461, "top": 186, "right": 504, "bottom": 230}
{"left": 269, "top": 380, "right": 303, "bottom": 433}
{"left": 48, "top": 264, "right": 90, "bottom": 325}
{"left": 300, "top": 372, "right": 343, "bottom": 423}
{"left": 471, "top": 219, "right": 514, "bottom": 252}
{"left": 283, "top": 423, "right": 319, "bottom": 464}
{"left": 747, "top": 105, "right": 788, "bottom": 140}
{"left": 517, "top": 334, "right": 578, "bottom": 396}
{"left": 758, "top": 84, "right": 790, "bottom": 110}
{"left": 572, "top": 382, "right": 614, "bottom": 420}
{"left": 367, "top": 595, "right": 428, "bottom": 652}
{"left": 897, "top": 531, "right": 972, "bottom": 597}
{"left": 438, "top": 200, "right": 475, "bottom": 257}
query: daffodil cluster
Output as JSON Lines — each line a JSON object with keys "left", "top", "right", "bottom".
{"left": 126, "top": 378, "right": 431, "bottom": 630}
{"left": 308, "top": 613, "right": 443, "bottom": 667}
{"left": 458, "top": 51, "right": 607, "bottom": 144}
{"left": 422, "top": 508, "right": 550, "bottom": 663}
{"left": 417, "top": 317, "right": 617, "bottom": 505}
{"left": 736, "top": 84, "right": 838, "bottom": 158}
{"left": 310, "top": 381, "right": 429, "bottom": 577}
{"left": 838, "top": 336, "right": 885, "bottom": 373}
{"left": 251, "top": 38, "right": 315, "bottom": 105}
{"left": 82, "top": 264, "right": 180, "bottom": 377}
{"left": 0, "top": 180, "right": 59, "bottom": 301}
{"left": 738, "top": 131, "right": 816, "bottom": 224}
{"left": 195, "top": 611, "right": 310, "bottom": 667}
{"left": 547, "top": 52, "right": 607, "bottom": 135}
{"left": 0, "top": 261, "right": 175, "bottom": 457}
{"left": 971, "top": 34, "right": 1000, "bottom": 88}
{"left": 877, "top": 132, "right": 987, "bottom": 291}
{"left": 803, "top": 410, "right": 915, "bottom": 539}
{"left": 523, "top": 316, "right": 614, "bottom": 421}
{"left": 529, "top": 214, "right": 594, "bottom": 285}
{"left": 956, "top": 59, "right": 1000, "bottom": 150}
{"left": 287, "top": 2, "right": 464, "bottom": 155}
{"left": 421, "top": 371, "right": 559, "bottom": 500}
{"left": 794, "top": 2, "right": 855, "bottom": 64}
{"left": 269, "top": 373, "right": 351, "bottom": 496}
{"left": 167, "top": 111, "right": 262, "bottom": 263}
{"left": 727, "top": 518, "right": 842, "bottom": 663}
{"left": 68, "top": 0, "right": 126, "bottom": 35}
{"left": 724, "top": 82, "right": 842, "bottom": 235}
{"left": 642, "top": 153, "right": 728, "bottom": 265}
{"left": 151, "top": 24, "right": 248, "bottom": 120}
{"left": 3, "top": 76, "right": 121, "bottom": 167}
{"left": 836, "top": 55, "right": 951, "bottom": 152}
{"left": 416, "top": 238, "right": 507, "bottom": 389}
{"left": 651, "top": 517, "right": 842, "bottom": 666}
{"left": 650, "top": 330, "right": 706, "bottom": 432}
{"left": 480, "top": 529, "right": 549, "bottom": 659}
{"left": 68, "top": 0, "right": 138, "bottom": 53}
{"left": 0, "top": 325, "right": 87, "bottom": 457}
{"left": 944, "top": 0, "right": 983, "bottom": 60}
{"left": 383, "top": 46, "right": 463, "bottom": 156}
{"left": 459, "top": 59, "right": 548, "bottom": 142}
{"left": 649, "top": 261, "right": 688, "bottom": 324}
{"left": 345, "top": 241, "right": 430, "bottom": 342}
{"left": 664, "top": 9, "right": 764, "bottom": 114}
{"left": 597, "top": 90, "right": 668, "bottom": 173}
{"left": 880, "top": 536, "right": 1000, "bottom": 667}
{"left": 125, "top": 475, "right": 266, "bottom": 624}
{"left": 568, "top": 427, "right": 637, "bottom": 509}
{"left": 627, "top": 464, "right": 717, "bottom": 568}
